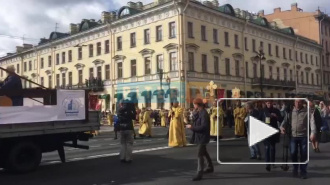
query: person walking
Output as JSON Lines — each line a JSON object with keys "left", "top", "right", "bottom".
{"left": 309, "top": 100, "right": 322, "bottom": 152}
{"left": 168, "top": 101, "right": 187, "bottom": 147}
{"left": 210, "top": 101, "right": 225, "bottom": 140}
{"left": 234, "top": 101, "right": 246, "bottom": 138}
{"left": 138, "top": 107, "right": 152, "bottom": 138}
{"left": 117, "top": 100, "right": 136, "bottom": 163}
{"left": 160, "top": 108, "right": 167, "bottom": 127}
{"left": 280, "top": 99, "right": 308, "bottom": 179}
{"left": 244, "top": 101, "right": 261, "bottom": 160}
{"left": 260, "top": 100, "right": 282, "bottom": 171}
{"left": 186, "top": 98, "right": 213, "bottom": 181}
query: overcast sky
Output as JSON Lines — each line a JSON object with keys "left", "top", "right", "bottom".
{"left": 1, "top": 0, "right": 329, "bottom": 57}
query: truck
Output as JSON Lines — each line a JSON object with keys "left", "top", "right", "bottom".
{"left": 0, "top": 74, "right": 101, "bottom": 173}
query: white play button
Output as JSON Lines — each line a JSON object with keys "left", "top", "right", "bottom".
{"left": 248, "top": 116, "right": 279, "bottom": 147}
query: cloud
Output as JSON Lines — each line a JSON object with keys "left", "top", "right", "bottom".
{"left": 1, "top": 0, "right": 330, "bottom": 57}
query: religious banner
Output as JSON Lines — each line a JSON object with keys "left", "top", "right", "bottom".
{"left": 217, "top": 89, "right": 225, "bottom": 99}
{"left": 232, "top": 87, "right": 241, "bottom": 98}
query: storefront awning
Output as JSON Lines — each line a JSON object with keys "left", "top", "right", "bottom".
{"left": 114, "top": 93, "right": 123, "bottom": 99}
{"left": 127, "top": 92, "right": 137, "bottom": 98}
{"left": 166, "top": 88, "right": 178, "bottom": 95}
{"left": 141, "top": 91, "right": 152, "bottom": 97}
{"left": 153, "top": 89, "right": 165, "bottom": 95}
{"left": 98, "top": 94, "right": 110, "bottom": 99}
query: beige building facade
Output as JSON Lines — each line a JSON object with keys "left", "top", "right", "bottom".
{"left": 264, "top": 3, "right": 330, "bottom": 99}
{"left": 0, "top": 0, "right": 323, "bottom": 110}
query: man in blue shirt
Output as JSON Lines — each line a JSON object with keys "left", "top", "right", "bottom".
{"left": 0, "top": 66, "right": 23, "bottom": 106}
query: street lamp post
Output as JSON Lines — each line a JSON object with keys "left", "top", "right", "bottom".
{"left": 166, "top": 76, "right": 171, "bottom": 107}
{"left": 254, "top": 47, "right": 266, "bottom": 98}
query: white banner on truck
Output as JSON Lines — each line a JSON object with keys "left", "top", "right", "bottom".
{"left": 0, "top": 90, "right": 86, "bottom": 125}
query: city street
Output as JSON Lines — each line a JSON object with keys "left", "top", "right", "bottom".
{"left": 1, "top": 126, "right": 329, "bottom": 185}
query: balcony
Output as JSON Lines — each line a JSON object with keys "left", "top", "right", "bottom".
{"left": 298, "top": 83, "right": 322, "bottom": 90}
{"left": 59, "top": 78, "right": 104, "bottom": 92}
{"left": 251, "top": 78, "right": 295, "bottom": 90}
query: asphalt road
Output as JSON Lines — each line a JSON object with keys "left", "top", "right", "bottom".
{"left": 1, "top": 126, "right": 329, "bottom": 185}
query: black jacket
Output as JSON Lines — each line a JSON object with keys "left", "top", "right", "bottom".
{"left": 0, "top": 74, "right": 23, "bottom": 106}
{"left": 117, "top": 101, "right": 136, "bottom": 131}
{"left": 245, "top": 109, "right": 261, "bottom": 130}
{"left": 190, "top": 108, "right": 210, "bottom": 145}
{"left": 260, "top": 107, "right": 283, "bottom": 144}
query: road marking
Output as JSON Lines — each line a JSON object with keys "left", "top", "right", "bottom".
{"left": 41, "top": 137, "right": 239, "bottom": 166}
{"left": 90, "top": 145, "right": 102, "bottom": 148}
{"left": 108, "top": 143, "right": 119, "bottom": 146}
{"left": 144, "top": 140, "right": 152, "bottom": 142}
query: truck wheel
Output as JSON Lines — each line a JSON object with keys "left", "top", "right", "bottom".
{"left": 7, "top": 142, "right": 42, "bottom": 173}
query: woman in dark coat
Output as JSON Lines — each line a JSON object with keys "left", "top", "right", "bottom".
{"left": 186, "top": 98, "right": 212, "bottom": 181}
{"left": 259, "top": 100, "right": 283, "bottom": 171}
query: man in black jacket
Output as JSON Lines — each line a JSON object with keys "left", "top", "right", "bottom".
{"left": 260, "top": 100, "right": 283, "bottom": 171}
{"left": 186, "top": 98, "right": 212, "bottom": 181}
{"left": 0, "top": 65, "right": 23, "bottom": 106}
{"left": 117, "top": 100, "right": 136, "bottom": 163}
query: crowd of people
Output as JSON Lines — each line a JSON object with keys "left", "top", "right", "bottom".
{"left": 102, "top": 97, "right": 330, "bottom": 181}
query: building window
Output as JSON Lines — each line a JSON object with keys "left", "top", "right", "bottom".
{"left": 275, "top": 46, "right": 279, "bottom": 57}
{"left": 225, "top": 32, "right": 229, "bottom": 46}
{"left": 188, "top": 22, "right": 193, "bottom": 38}
{"left": 69, "top": 72, "right": 72, "bottom": 86}
{"left": 244, "top": 37, "right": 248, "bottom": 51}
{"left": 169, "top": 22, "right": 176, "bottom": 38}
{"left": 202, "top": 54, "right": 207, "bottom": 73}
{"left": 97, "top": 42, "right": 101, "bottom": 55}
{"left": 311, "top": 55, "right": 314, "bottom": 65}
{"left": 253, "top": 63, "right": 257, "bottom": 78}
{"left": 269, "top": 66, "right": 273, "bottom": 79}
{"left": 316, "top": 74, "right": 319, "bottom": 85}
{"left": 89, "top": 68, "right": 94, "bottom": 78}
{"left": 144, "top": 29, "right": 150, "bottom": 44}
{"left": 16, "top": 64, "right": 20, "bottom": 73}
{"left": 252, "top": 39, "right": 256, "bottom": 52}
{"left": 24, "top": 62, "right": 27, "bottom": 72}
{"left": 62, "top": 52, "right": 66, "bottom": 64}
{"left": 316, "top": 56, "right": 319, "bottom": 66}
{"left": 311, "top": 73, "right": 314, "bottom": 85}
{"left": 301, "top": 71, "right": 304, "bottom": 84}
{"left": 289, "top": 49, "right": 292, "bottom": 60}
{"left": 78, "top": 70, "right": 83, "bottom": 84}
{"left": 117, "top": 36, "right": 122, "bottom": 51}
{"left": 268, "top": 43, "right": 272, "bottom": 56}
{"left": 305, "top": 54, "right": 308, "bottom": 64}
{"left": 290, "top": 70, "right": 293, "bottom": 81}
{"left": 131, "top": 60, "right": 137, "bottom": 76}
{"left": 201, "top": 25, "right": 207, "bottom": 41}
{"left": 130, "top": 32, "right": 136, "bottom": 47}
{"left": 213, "top": 29, "right": 218, "bottom": 44}
{"left": 48, "top": 75, "right": 52, "bottom": 88}
{"left": 29, "top": 61, "right": 32, "bottom": 71}
{"left": 56, "top": 53, "right": 60, "bottom": 65}
{"left": 68, "top": 50, "right": 72, "bottom": 62}
{"left": 56, "top": 74, "right": 60, "bottom": 87}
{"left": 156, "top": 26, "right": 162, "bottom": 41}
{"left": 105, "top": 65, "right": 110, "bottom": 80}
{"left": 245, "top": 62, "right": 248, "bottom": 78}
{"left": 277, "top": 67, "right": 280, "bottom": 80}
{"left": 40, "top": 58, "right": 44, "bottom": 69}
{"left": 118, "top": 62, "right": 123, "bottom": 78}
{"left": 78, "top": 47, "right": 82, "bottom": 60}
{"left": 260, "top": 41, "right": 264, "bottom": 50}
{"left": 156, "top": 55, "right": 163, "bottom": 72}
{"left": 97, "top": 66, "right": 102, "bottom": 79}
{"left": 306, "top": 72, "right": 309, "bottom": 84}
{"left": 170, "top": 52, "right": 178, "bottom": 71}
{"left": 295, "top": 51, "right": 298, "bottom": 61}
{"left": 105, "top": 40, "right": 110, "bottom": 53}
{"left": 214, "top": 56, "right": 219, "bottom": 74}
{"left": 89, "top": 44, "right": 93, "bottom": 57}
{"left": 283, "top": 48, "right": 286, "bottom": 59}
{"left": 235, "top": 60, "right": 240, "bottom": 76}
{"left": 234, "top": 34, "right": 239, "bottom": 49}
{"left": 300, "top": 52, "right": 303, "bottom": 63}
{"left": 261, "top": 64, "right": 265, "bottom": 78}
{"left": 62, "top": 73, "right": 66, "bottom": 87}
{"left": 48, "top": 56, "right": 52, "bottom": 67}
{"left": 284, "top": 68, "right": 287, "bottom": 81}
{"left": 225, "top": 58, "right": 230, "bottom": 75}
{"left": 188, "top": 52, "right": 194, "bottom": 71}
{"left": 145, "top": 57, "right": 151, "bottom": 75}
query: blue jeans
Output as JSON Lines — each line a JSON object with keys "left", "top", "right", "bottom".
{"left": 247, "top": 132, "right": 261, "bottom": 157}
{"left": 290, "top": 137, "right": 308, "bottom": 174}
{"left": 264, "top": 141, "right": 276, "bottom": 166}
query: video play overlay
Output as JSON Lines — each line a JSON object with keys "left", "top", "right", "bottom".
{"left": 216, "top": 98, "right": 310, "bottom": 165}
